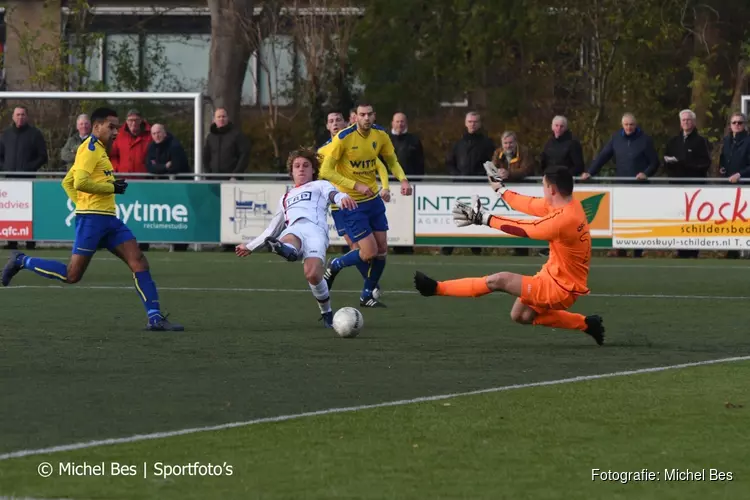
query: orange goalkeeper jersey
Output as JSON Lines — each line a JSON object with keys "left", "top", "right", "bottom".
{"left": 489, "top": 190, "right": 591, "bottom": 295}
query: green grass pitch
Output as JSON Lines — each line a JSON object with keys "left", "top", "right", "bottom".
{"left": 0, "top": 250, "right": 749, "bottom": 499}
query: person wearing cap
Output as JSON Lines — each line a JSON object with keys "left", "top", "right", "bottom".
{"left": 110, "top": 108, "right": 152, "bottom": 177}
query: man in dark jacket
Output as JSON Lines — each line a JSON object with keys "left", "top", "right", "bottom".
{"left": 443, "top": 112, "right": 495, "bottom": 255}
{"left": 664, "top": 109, "right": 712, "bottom": 180}
{"left": 0, "top": 106, "right": 48, "bottom": 174}
{"left": 539, "top": 115, "right": 585, "bottom": 175}
{"left": 389, "top": 112, "right": 424, "bottom": 177}
{"left": 146, "top": 124, "right": 189, "bottom": 176}
{"left": 583, "top": 113, "right": 659, "bottom": 181}
{"left": 583, "top": 113, "right": 658, "bottom": 257}
{"left": 203, "top": 108, "right": 250, "bottom": 179}
{"left": 446, "top": 112, "right": 496, "bottom": 178}
{"left": 664, "top": 109, "right": 712, "bottom": 258}
{"left": 719, "top": 112, "right": 750, "bottom": 183}
{"left": 0, "top": 106, "right": 47, "bottom": 250}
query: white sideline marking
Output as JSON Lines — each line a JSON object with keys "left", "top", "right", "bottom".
{"left": 1, "top": 284, "right": 748, "bottom": 301}
{"left": 21, "top": 255, "right": 750, "bottom": 270}
{"left": 1, "top": 355, "right": 748, "bottom": 461}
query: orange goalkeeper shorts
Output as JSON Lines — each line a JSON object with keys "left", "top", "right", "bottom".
{"left": 520, "top": 274, "right": 578, "bottom": 311}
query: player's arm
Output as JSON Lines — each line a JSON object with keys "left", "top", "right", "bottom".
{"left": 73, "top": 150, "right": 115, "bottom": 195}
{"left": 241, "top": 201, "right": 285, "bottom": 253}
{"left": 487, "top": 213, "right": 561, "bottom": 241}
{"left": 320, "top": 181, "right": 358, "bottom": 210}
{"left": 380, "top": 133, "right": 412, "bottom": 195}
{"left": 319, "top": 138, "right": 357, "bottom": 190}
{"left": 61, "top": 167, "right": 78, "bottom": 203}
{"left": 484, "top": 161, "right": 549, "bottom": 216}
{"left": 453, "top": 195, "right": 560, "bottom": 241}
{"left": 375, "top": 158, "right": 390, "bottom": 191}
{"left": 501, "top": 190, "right": 551, "bottom": 217}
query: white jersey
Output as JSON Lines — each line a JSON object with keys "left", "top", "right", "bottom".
{"left": 245, "top": 180, "right": 344, "bottom": 251}
{"left": 280, "top": 180, "right": 337, "bottom": 230}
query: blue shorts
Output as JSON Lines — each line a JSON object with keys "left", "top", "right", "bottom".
{"left": 331, "top": 208, "right": 347, "bottom": 237}
{"left": 73, "top": 214, "right": 135, "bottom": 256}
{"left": 342, "top": 196, "right": 389, "bottom": 243}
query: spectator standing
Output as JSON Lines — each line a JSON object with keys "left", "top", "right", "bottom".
{"left": 110, "top": 109, "right": 152, "bottom": 176}
{"left": 718, "top": 112, "right": 750, "bottom": 259}
{"left": 60, "top": 114, "right": 91, "bottom": 170}
{"left": 389, "top": 112, "right": 424, "bottom": 255}
{"left": 539, "top": 115, "right": 585, "bottom": 175}
{"left": 719, "top": 112, "right": 750, "bottom": 184}
{"left": 583, "top": 113, "right": 658, "bottom": 258}
{"left": 444, "top": 111, "right": 496, "bottom": 256}
{"left": 146, "top": 123, "right": 190, "bottom": 252}
{"left": 110, "top": 108, "right": 152, "bottom": 251}
{"left": 203, "top": 108, "right": 250, "bottom": 181}
{"left": 389, "top": 112, "right": 424, "bottom": 177}
{"left": 492, "top": 131, "right": 536, "bottom": 256}
{"left": 491, "top": 131, "right": 535, "bottom": 181}
{"left": 663, "top": 109, "right": 711, "bottom": 259}
{"left": 146, "top": 124, "right": 189, "bottom": 176}
{"left": 0, "top": 106, "right": 48, "bottom": 250}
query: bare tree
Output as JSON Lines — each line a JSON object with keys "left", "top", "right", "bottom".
{"left": 291, "top": 0, "right": 361, "bottom": 143}
{"left": 207, "top": 0, "right": 255, "bottom": 123}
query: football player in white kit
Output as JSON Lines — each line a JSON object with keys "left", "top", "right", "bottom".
{"left": 235, "top": 148, "right": 357, "bottom": 327}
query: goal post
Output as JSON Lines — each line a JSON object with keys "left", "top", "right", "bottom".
{"left": 0, "top": 91, "right": 205, "bottom": 175}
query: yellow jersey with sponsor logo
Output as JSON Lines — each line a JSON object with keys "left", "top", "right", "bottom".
{"left": 318, "top": 124, "right": 407, "bottom": 202}
{"left": 61, "top": 135, "right": 117, "bottom": 215}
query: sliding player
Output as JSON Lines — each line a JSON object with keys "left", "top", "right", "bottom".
{"left": 319, "top": 103, "right": 413, "bottom": 308}
{"left": 318, "top": 110, "right": 390, "bottom": 298}
{"left": 1, "top": 107, "right": 183, "bottom": 331}
{"left": 414, "top": 164, "right": 604, "bottom": 345}
{"left": 235, "top": 148, "right": 357, "bottom": 327}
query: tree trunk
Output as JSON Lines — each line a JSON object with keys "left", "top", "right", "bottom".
{"left": 690, "top": 7, "right": 720, "bottom": 129}
{"left": 207, "top": 0, "right": 255, "bottom": 125}
{"left": 729, "top": 59, "right": 749, "bottom": 116}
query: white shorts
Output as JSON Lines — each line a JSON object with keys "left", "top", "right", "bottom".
{"left": 279, "top": 218, "right": 329, "bottom": 261}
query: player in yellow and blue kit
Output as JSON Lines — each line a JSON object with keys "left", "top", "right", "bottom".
{"left": 318, "top": 110, "right": 390, "bottom": 298}
{"left": 319, "top": 103, "right": 413, "bottom": 307}
{"left": 1, "top": 107, "right": 183, "bottom": 331}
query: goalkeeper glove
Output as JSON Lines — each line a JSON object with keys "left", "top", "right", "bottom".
{"left": 483, "top": 161, "right": 508, "bottom": 195}
{"left": 452, "top": 195, "right": 492, "bottom": 227}
{"left": 113, "top": 179, "right": 128, "bottom": 194}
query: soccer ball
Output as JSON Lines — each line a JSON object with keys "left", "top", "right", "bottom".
{"left": 372, "top": 286, "right": 382, "bottom": 300}
{"left": 332, "top": 307, "right": 364, "bottom": 338}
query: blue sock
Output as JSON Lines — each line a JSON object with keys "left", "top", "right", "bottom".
{"left": 281, "top": 243, "right": 298, "bottom": 259}
{"left": 22, "top": 256, "right": 68, "bottom": 282}
{"left": 133, "top": 270, "right": 161, "bottom": 322}
{"left": 363, "top": 255, "right": 386, "bottom": 296}
{"left": 332, "top": 249, "right": 366, "bottom": 271}
{"left": 355, "top": 259, "right": 370, "bottom": 280}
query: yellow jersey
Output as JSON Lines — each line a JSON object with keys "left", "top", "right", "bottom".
{"left": 61, "top": 135, "right": 117, "bottom": 215}
{"left": 319, "top": 124, "right": 407, "bottom": 202}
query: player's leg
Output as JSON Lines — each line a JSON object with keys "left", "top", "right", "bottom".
{"left": 332, "top": 208, "right": 368, "bottom": 277}
{"left": 413, "top": 270, "right": 515, "bottom": 298}
{"left": 265, "top": 232, "right": 301, "bottom": 262}
{"left": 324, "top": 202, "right": 378, "bottom": 290}
{"left": 2, "top": 215, "right": 99, "bottom": 286}
{"left": 361, "top": 197, "right": 389, "bottom": 301}
{"left": 108, "top": 225, "right": 183, "bottom": 331}
{"left": 288, "top": 222, "right": 333, "bottom": 326}
{"left": 304, "top": 257, "right": 333, "bottom": 327}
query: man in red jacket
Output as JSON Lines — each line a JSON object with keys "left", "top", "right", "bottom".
{"left": 110, "top": 109, "right": 152, "bottom": 251}
{"left": 110, "top": 109, "right": 152, "bottom": 177}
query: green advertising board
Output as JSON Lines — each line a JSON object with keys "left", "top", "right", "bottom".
{"left": 32, "top": 181, "right": 221, "bottom": 243}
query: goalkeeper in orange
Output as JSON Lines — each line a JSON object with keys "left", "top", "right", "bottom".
{"left": 414, "top": 164, "right": 604, "bottom": 345}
